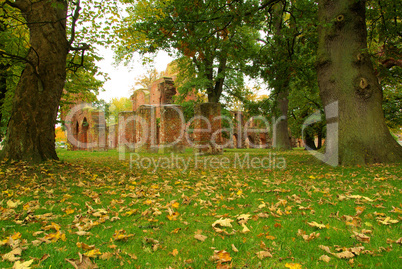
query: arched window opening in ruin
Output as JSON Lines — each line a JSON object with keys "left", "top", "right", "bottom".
{"left": 81, "top": 117, "right": 89, "bottom": 144}
{"left": 74, "top": 121, "right": 79, "bottom": 140}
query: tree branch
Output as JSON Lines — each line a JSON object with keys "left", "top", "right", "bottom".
{"left": 68, "top": 0, "right": 81, "bottom": 47}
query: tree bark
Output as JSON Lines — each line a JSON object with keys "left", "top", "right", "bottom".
{"left": 273, "top": 88, "right": 292, "bottom": 150}
{"left": 317, "top": 0, "right": 402, "bottom": 165}
{"left": 0, "top": 1, "right": 69, "bottom": 162}
{"left": 0, "top": 63, "right": 8, "bottom": 141}
{"left": 271, "top": 2, "right": 292, "bottom": 150}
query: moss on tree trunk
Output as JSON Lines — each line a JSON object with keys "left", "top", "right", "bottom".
{"left": 317, "top": 0, "right": 402, "bottom": 165}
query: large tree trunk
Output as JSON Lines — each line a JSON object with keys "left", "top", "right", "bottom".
{"left": 317, "top": 0, "right": 402, "bottom": 165}
{"left": 271, "top": 3, "right": 292, "bottom": 151}
{"left": 0, "top": 1, "right": 69, "bottom": 162}
{"left": 273, "top": 88, "right": 292, "bottom": 150}
{"left": 0, "top": 64, "right": 7, "bottom": 140}
{"left": 0, "top": 21, "right": 9, "bottom": 141}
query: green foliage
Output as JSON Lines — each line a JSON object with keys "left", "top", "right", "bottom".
{"left": 116, "top": 0, "right": 263, "bottom": 102}
{"left": 108, "top": 97, "right": 133, "bottom": 125}
{"left": 0, "top": 5, "right": 29, "bottom": 139}
{"left": 0, "top": 0, "right": 117, "bottom": 137}
{"left": 366, "top": 0, "right": 402, "bottom": 130}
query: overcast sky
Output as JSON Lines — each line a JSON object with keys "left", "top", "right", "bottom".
{"left": 95, "top": 47, "right": 174, "bottom": 102}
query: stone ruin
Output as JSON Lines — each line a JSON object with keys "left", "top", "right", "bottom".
{"left": 63, "top": 76, "right": 276, "bottom": 152}
{"left": 62, "top": 102, "right": 107, "bottom": 151}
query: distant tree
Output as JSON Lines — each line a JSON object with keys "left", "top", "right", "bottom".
{"left": 116, "top": 0, "right": 267, "bottom": 103}
{"left": 55, "top": 126, "right": 67, "bottom": 143}
{"left": 132, "top": 68, "right": 164, "bottom": 90}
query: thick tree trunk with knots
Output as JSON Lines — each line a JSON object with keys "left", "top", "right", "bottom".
{"left": 0, "top": 0, "right": 69, "bottom": 162}
{"left": 317, "top": 0, "right": 402, "bottom": 165}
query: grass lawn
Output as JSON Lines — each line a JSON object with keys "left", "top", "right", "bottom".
{"left": 0, "top": 148, "right": 401, "bottom": 268}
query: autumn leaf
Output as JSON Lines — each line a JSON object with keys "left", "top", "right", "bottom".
{"left": 307, "top": 221, "right": 327, "bottom": 229}
{"left": 43, "top": 222, "right": 61, "bottom": 231}
{"left": 2, "top": 248, "right": 22, "bottom": 262}
{"left": 44, "top": 231, "right": 66, "bottom": 242}
{"left": 65, "top": 253, "right": 98, "bottom": 269}
{"left": 231, "top": 244, "right": 239, "bottom": 253}
{"left": 12, "top": 259, "right": 34, "bottom": 269}
{"left": 77, "top": 242, "right": 96, "bottom": 251}
{"left": 352, "top": 231, "right": 370, "bottom": 243}
{"left": 194, "top": 234, "right": 207, "bottom": 242}
{"left": 99, "top": 252, "right": 113, "bottom": 261}
{"left": 237, "top": 214, "right": 251, "bottom": 225}
{"left": 319, "top": 245, "right": 332, "bottom": 254}
{"left": 378, "top": 217, "right": 399, "bottom": 225}
{"left": 285, "top": 263, "right": 302, "bottom": 269}
{"left": 240, "top": 223, "right": 250, "bottom": 233}
{"left": 334, "top": 250, "right": 355, "bottom": 259}
{"left": 84, "top": 249, "right": 102, "bottom": 258}
{"left": 170, "top": 249, "right": 179, "bottom": 257}
{"left": 211, "top": 250, "right": 232, "bottom": 263}
{"left": 167, "top": 211, "right": 180, "bottom": 221}
{"left": 212, "top": 218, "right": 234, "bottom": 228}
{"left": 7, "top": 200, "right": 22, "bottom": 209}
{"left": 113, "top": 229, "right": 134, "bottom": 241}
{"left": 319, "top": 255, "right": 331, "bottom": 263}
{"left": 256, "top": 251, "right": 272, "bottom": 260}
{"left": 298, "top": 230, "right": 320, "bottom": 242}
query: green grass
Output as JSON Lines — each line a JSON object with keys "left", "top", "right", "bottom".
{"left": 0, "top": 148, "right": 401, "bottom": 268}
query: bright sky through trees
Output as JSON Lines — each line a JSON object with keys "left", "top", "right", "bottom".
{"left": 95, "top": 47, "right": 174, "bottom": 101}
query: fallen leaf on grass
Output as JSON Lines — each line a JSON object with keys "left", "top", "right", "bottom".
{"left": 2, "top": 248, "right": 22, "bottom": 262}
{"left": 319, "top": 255, "right": 331, "bottom": 263}
{"left": 241, "top": 223, "right": 250, "bottom": 233}
{"left": 257, "top": 212, "right": 269, "bottom": 218}
{"left": 44, "top": 231, "right": 66, "bottom": 242}
{"left": 335, "top": 250, "right": 355, "bottom": 259}
{"left": 65, "top": 253, "right": 98, "bottom": 269}
{"left": 298, "top": 229, "right": 320, "bottom": 242}
{"left": 216, "top": 263, "right": 231, "bottom": 269}
{"left": 352, "top": 231, "right": 370, "bottom": 243}
{"left": 7, "top": 200, "right": 22, "bottom": 209}
{"left": 170, "top": 249, "right": 178, "bottom": 257}
{"left": 43, "top": 222, "right": 61, "bottom": 231}
{"left": 212, "top": 218, "right": 234, "bottom": 228}
{"left": 99, "top": 252, "right": 113, "bottom": 260}
{"left": 113, "top": 230, "right": 134, "bottom": 241}
{"left": 237, "top": 214, "right": 251, "bottom": 225}
{"left": 212, "top": 218, "right": 236, "bottom": 235}
{"left": 285, "top": 263, "right": 302, "bottom": 269}
{"left": 12, "top": 259, "right": 34, "bottom": 269}
{"left": 75, "top": 231, "right": 92, "bottom": 236}
{"left": 255, "top": 251, "right": 272, "bottom": 260}
{"left": 307, "top": 221, "right": 326, "bottom": 229}
{"left": 231, "top": 244, "right": 238, "bottom": 253}
{"left": 211, "top": 250, "right": 232, "bottom": 263}
{"left": 76, "top": 242, "right": 96, "bottom": 251}
{"left": 319, "top": 245, "right": 332, "bottom": 254}
{"left": 167, "top": 211, "right": 180, "bottom": 221}
{"left": 378, "top": 217, "right": 399, "bottom": 225}
{"left": 84, "top": 249, "right": 101, "bottom": 258}
{"left": 194, "top": 234, "right": 207, "bottom": 242}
